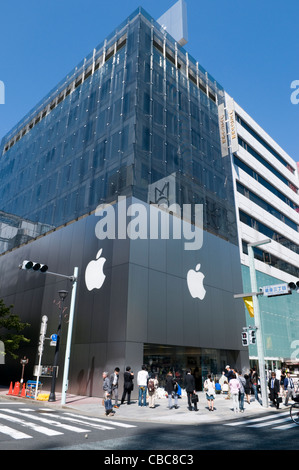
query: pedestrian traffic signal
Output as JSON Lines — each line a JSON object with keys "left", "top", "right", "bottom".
{"left": 241, "top": 331, "right": 249, "bottom": 346}
{"left": 20, "top": 260, "right": 48, "bottom": 273}
{"left": 249, "top": 329, "right": 256, "bottom": 344}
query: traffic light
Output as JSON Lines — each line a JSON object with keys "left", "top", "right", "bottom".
{"left": 249, "top": 329, "right": 256, "bottom": 344}
{"left": 288, "top": 281, "right": 299, "bottom": 291}
{"left": 241, "top": 331, "right": 249, "bottom": 346}
{"left": 20, "top": 260, "right": 48, "bottom": 273}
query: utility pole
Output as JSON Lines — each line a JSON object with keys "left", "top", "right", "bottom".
{"left": 247, "top": 238, "right": 271, "bottom": 408}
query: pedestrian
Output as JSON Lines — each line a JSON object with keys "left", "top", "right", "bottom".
{"left": 237, "top": 371, "right": 246, "bottom": 412}
{"left": 102, "top": 371, "right": 111, "bottom": 397}
{"left": 250, "top": 367, "right": 259, "bottom": 402}
{"left": 215, "top": 381, "right": 221, "bottom": 394}
{"left": 284, "top": 371, "right": 296, "bottom": 406}
{"left": 204, "top": 374, "right": 215, "bottom": 411}
{"left": 147, "top": 374, "right": 159, "bottom": 408}
{"left": 184, "top": 369, "right": 197, "bottom": 411}
{"left": 225, "top": 365, "right": 233, "bottom": 399}
{"left": 280, "top": 369, "right": 286, "bottom": 396}
{"left": 225, "top": 365, "right": 233, "bottom": 382}
{"left": 121, "top": 366, "right": 134, "bottom": 405}
{"left": 222, "top": 380, "right": 229, "bottom": 395}
{"left": 229, "top": 373, "right": 240, "bottom": 413}
{"left": 102, "top": 371, "right": 114, "bottom": 416}
{"left": 219, "top": 371, "right": 227, "bottom": 389}
{"left": 268, "top": 372, "right": 280, "bottom": 409}
{"left": 137, "top": 365, "right": 149, "bottom": 407}
{"left": 165, "top": 371, "right": 179, "bottom": 409}
{"left": 110, "top": 367, "right": 120, "bottom": 408}
{"left": 244, "top": 373, "right": 252, "bottom": 404}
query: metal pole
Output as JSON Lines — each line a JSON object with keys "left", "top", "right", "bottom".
{"left": 248, "top": 240, "right": 270, "bottom": 408}
{"left": 48, "top": 307, "right": 62, "bottom": 401}
{"left": 48, "top": 291, "right": 68, "bottom": 402}
{"left": 61, "top": 267, "right": 78, "bottom": 405}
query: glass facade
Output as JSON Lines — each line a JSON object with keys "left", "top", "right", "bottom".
{"left": 0, "top": 8, "right": 246, "bottom": 390}
{"left": 0, "top": 8, "right": 237, "bottom": 255}
{"left": 144, "top": 344, "right": 239, "bottom": 390}
{"left": 242, "top": 265, "right": 299, "bottom": 361}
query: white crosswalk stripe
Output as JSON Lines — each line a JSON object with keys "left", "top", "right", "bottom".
{"left": 0, "top": 424, "right": 32, "bottom": 440}
{"left": 0, "top": 411, "right": 63, "bottom": 437}
{"left": 1, "top": 409, "right": 90, "bottom": 433}
{"left": 224, "top": 411, "right": 296, "bottom": 430}
{"left": 63, "top": 412, "right": 137, "bottom": 428}
{"left": 0, "top": 407, "right": 137, "bottom": 441}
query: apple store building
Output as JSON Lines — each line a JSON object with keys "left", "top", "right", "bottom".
{"left": 0, "top": 7, "right": 248, "bottom": 394}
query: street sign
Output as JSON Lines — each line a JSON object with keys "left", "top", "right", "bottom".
{"left": 50, "top": 334, "right": 57, "bottom": 346}
{"left": 38, "top": 316, "right": 48, "bottom": 356}
{"left": 34, "top": 365, "right": 58, "bottom": 377}
{"left": 262, "top": 283, "right": 290, "bottom": 297}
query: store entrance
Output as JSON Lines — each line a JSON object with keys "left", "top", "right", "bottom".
{"left": 144, "top": 344, "right": 238, "bottom": 391}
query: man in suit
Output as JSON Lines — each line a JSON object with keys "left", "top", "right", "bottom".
{"left": 184, "top": 369, "right": 197, "bottom": 411}
{"left": 284, "top": 372, "right": 296, "bottom": 406}
{"left": 121, "top": 366, "right": 134, "bottom": 405}
{"left": 268, "top": 372, "right": 280, "bottom": 409}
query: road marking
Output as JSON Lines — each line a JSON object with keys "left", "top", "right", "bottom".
{"left": 1, "top": 409, "right": 90, "bottom": 434}
{"left": 0, "top": 424, "right": 32, "bottom": 440}
{"left": 0, "top": 407, "right": 138, "bottom": 442}
{"left": 224, "top": 411, "right": 290, "bottom": 426}
{"left": 247, "top": 416, "right": 291, "bottom": 428}
{"left": 0, "top": 411, "right": 63, "bottom": 436}
{"left": 273, "top": 422, "right": 298, "bottom": 430}
{"left": 64, "top": 412, "right": 137, "bottom": 428}
{"left": 38, "top": 412, "right": 115, "bottom": 430}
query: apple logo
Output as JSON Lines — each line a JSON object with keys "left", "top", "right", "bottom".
{"left": 85, "top": 249, "right": 106, "bottom": 291}
{"left": 187, "top": 264, "right": 206, "bottom": 300}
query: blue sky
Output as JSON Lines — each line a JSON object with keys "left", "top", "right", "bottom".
{"left": 0, "top": 0, "right": 298, "bottom": 160}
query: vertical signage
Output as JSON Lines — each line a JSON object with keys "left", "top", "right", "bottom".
{"left": 218, "top": 103, "right": 228, "bottom": 157}
{"left": 226, "top": 97, "right": 239, "bottom": 153}
{"left": 35, "top": 315, "right": 48, "bottom": 399}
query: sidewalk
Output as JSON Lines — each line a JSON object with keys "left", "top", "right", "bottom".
{"left": 0, "top": 386, "right": 284, "bottom": 425}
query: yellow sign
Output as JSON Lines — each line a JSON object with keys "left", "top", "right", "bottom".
{"left": 243, "top": 296, "right": 254, "bottom": 318}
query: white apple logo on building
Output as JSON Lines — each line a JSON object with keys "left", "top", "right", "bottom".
{"left": 85, "top": 248, "right": 106, "bottom": 291}
{"left": 187, "top": 263, "right": 206, "bottom": 300}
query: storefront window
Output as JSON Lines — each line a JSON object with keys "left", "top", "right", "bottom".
{"left": 144, "top": 343, "right": 238, "bottom": 391}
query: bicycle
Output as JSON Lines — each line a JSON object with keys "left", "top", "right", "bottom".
{"left": 290, "top": 396, "right": 299, "bottom": 424}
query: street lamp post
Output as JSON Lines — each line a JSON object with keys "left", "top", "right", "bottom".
{"left": 61, "top": 266, "right": 78, "bottom": 405}
{"left": 248, "top": 238, "right": 271, "bottom": 408}
{"left": 19, "top": 261, "right": 78, "bottom": 404}
{"left": 48, "top": 290, "right": 68, "bottom": 402}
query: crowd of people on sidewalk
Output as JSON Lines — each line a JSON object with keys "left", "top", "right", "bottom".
{"left": 101, "top": 364, "right": 299, "bottom": 416}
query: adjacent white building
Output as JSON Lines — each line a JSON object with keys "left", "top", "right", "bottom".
{"left": 226, "top": 93, "right": 299, "bottom": 367}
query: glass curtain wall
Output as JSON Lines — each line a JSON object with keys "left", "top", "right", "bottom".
{"left": 0, "top": 9, "right": 238, "bottom": 253}
{"left": 0, "top": 14, "right": 139, "bottom": 254}
{"left": 134, "top": 15, "right": 238, "bottom": 245}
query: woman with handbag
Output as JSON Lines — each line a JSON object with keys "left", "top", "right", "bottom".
{"left": 204, "top": 374, "right": 215, "bottom": 411}
{"left": 165, "top": 371, "right": 179, "bottom": 409}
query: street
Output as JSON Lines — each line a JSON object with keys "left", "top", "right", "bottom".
{"left": 0, "top": 401, "right": 298, "bottom": 452}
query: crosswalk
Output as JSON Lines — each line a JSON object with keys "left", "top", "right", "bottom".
{"left": 0, "top": 406, "right": 136, "bottom": 441}
{"left": 224, "top": 410, "right": 297, "bottom": 430}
